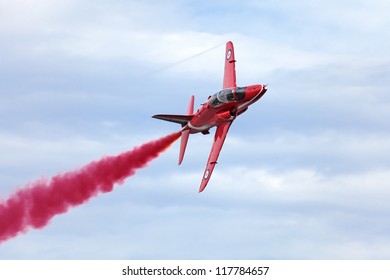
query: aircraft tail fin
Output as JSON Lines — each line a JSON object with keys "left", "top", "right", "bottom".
{"left": 152, "top": 96, "right": 194, "bottom": 165}
{"left": 152, "top": 114, "right": 193, "bottom": 125}
{"left": 178, "top": 95, "right": 194, "bottom": 165}
{"left": 179, "top": 129, "right": 190, "bottom": 165}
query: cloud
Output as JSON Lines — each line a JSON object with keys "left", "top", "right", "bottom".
{"left": 1, "top": 0, "right": 390, "bottom": 260}
{"left": 1, "top": 0, "right": 351, "bottom": 79}
{"left": 138, "top": 165, "right": 390, "bottom": 259}
{"left": 221, "top": 129, "right": 390, "bottom": 171}
{"left": 1, "top": 161, "right": 390, "bottom": 259}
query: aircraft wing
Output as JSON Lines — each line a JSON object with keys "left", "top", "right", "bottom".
{"left": 222, "top": 41, "right": 236, "bottom": 89}
{"left": 199, "top": 121, "right": 232, "bottom": 192}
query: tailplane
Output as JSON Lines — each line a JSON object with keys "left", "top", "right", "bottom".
{"left": 178, "top": 95, "right": 194, "bottom": 164}
{"left": 152, "top": 95, "right": 194, "bottom": 165}
{"left": 152, "top": 114, "right": 192, "bottom": 126}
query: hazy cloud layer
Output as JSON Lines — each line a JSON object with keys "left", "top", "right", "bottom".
{"left": 1, "top": 0, "right": 389, "bottom": 259}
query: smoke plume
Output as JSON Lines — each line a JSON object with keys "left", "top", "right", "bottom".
{"left": 0, "top": 131, "right": 180, "bottom": 243}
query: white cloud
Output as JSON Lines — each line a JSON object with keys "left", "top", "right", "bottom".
{"left": 1, "top": 0, "right": 390, "bottom": 260}
{"left": 0, "top": 0, "right": 354, "bottom": 78}
{"left": 213, "top": 167, "right": 390, "bottom": 206}
{"left": 1, "top": 163, "right": 390, "bottom": 259}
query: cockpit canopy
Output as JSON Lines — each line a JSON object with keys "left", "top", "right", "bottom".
{"left": 217, "top": 88, "right": 235, "bottom": 103}
{"left": 209, "top": 87, "right": 245, "bottom": 108}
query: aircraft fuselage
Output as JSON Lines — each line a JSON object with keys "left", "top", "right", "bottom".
{"left": 186, "top": 84, "right": 267, "bottom": 134}
{"left": 152, "top": 41, "right": 268, "bottom": 192}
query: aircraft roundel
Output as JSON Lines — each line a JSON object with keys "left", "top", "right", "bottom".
{"left": 226, "top": 49, "right": 232, "bottom": 60}
{"left": 204, "top": 169, "right": 210, "bottom": 180}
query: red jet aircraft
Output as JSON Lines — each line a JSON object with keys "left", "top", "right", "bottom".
{"left": 153, "top": 41, "right": 267, "bottom": 192}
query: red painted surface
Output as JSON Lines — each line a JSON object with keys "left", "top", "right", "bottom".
{"left": 153, "top": 41, "right": 268, "bottom": 192}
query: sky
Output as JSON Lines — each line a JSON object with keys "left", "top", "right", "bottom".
{"left": 0, "top": 0, "right": 390, "bottom": 259}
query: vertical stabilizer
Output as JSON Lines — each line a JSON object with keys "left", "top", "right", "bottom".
{"left": 178, "top": 95, "right": 194, "bottom": 165}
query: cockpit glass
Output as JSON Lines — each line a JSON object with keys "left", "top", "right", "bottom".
{"left": 217, "top": 89, "right": 235, "bottom": 103}
{"left": 210, "top": 88, "right": 235, "bottom": 107}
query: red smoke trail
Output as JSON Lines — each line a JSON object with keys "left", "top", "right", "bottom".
{"left": 0, "top": 131, "right": 180, "bottom": 243}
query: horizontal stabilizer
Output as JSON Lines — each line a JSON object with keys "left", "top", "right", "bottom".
{"left": 152, "top": 114, "right": 193, "bottom": 125}
{"left": 179, "top": 129, "right": 190, "bottom": 165}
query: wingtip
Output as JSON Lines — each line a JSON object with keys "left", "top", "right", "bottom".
{"left": 198, "top": 182, "right": 207, "bottom": 193}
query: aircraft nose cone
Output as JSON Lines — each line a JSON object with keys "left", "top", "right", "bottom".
{"left": 245, "top": 84, "right": 266, "bottom": 100}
